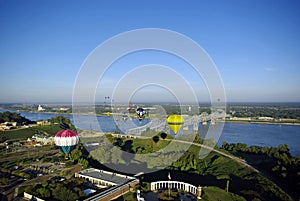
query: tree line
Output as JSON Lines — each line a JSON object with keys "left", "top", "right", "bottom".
{"left": 227, "top": 105, "right": 300, "bottom": 119}
{"left": 24, "top": 177, "right": 88, "bottom": 201}
{"left": 48, "top": 116, "right": 76, "bottom": 131}
{"left": 0, "top": 111, "right": 35, "bottom": 124}
{"left": 221, "top": 142, "right": 300, "bottom": 199}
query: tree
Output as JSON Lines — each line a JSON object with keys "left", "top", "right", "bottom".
{"left": 261, "top": 146, "right": 269, "bottom": 154}
{"left": 52, "top": 186, "right": 79, "bottom": 201}
{"left": 78, "top": 158, "right": 89, "bottom": 169}
{"left": 37, "top": 187, "right": 51, "bottom": 198}
{"left": 70, "top": 148, "right": 82, "bottom": 161}
{"left": 48, "top": 116, "right": 76, "bottom": 130}
{"left": 0, "top": 136, "right": 6, "bottom": 143}
{"left": 42, "top": 181, "right": 48, "bottom": 188}
{"left": 0, "top": 111, "right": 34, "bottom": 124}
{"left": 236, "top": 143, "right": 248, "bottom": 152}
{"left": 277, "top": 144, "right": 290, "bottom": 154}
{"left": 222, "top": 141, "right": 229, "bottom": 150}
{"left": 65, "top": 161, "right": 74, "bottom": 168}
{"left": 0, "top": 178, "right": 9, "bottom": 185}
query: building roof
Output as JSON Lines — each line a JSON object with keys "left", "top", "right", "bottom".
{"left": 78, "top": 168, "right": 136, "bottom": 186}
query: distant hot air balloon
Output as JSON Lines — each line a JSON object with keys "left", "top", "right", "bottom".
{"left": 54, "top": 130, "right": 79, "bottom": 155}
{"left": 136, "top": 107, "right": 145, "bottom": 121}
{"left": 167, "top": 114, "right": 184, "bottom": 134}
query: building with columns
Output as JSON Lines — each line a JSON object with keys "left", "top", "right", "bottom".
{"left": 151, "top": 180, "right": 202, "bottom": 199}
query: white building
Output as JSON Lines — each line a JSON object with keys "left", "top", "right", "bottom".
{"left": 37, "top": 105, "right": 45, "bottom": 111}
{"left": 258, "top": 116, "right": 274, "bottom": 121}
{"left": 27, "top": 134, "right": 53, "bottom": 145}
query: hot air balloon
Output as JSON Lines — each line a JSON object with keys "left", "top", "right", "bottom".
{"left": 54, "top": 130, "right": 79, "bottom": 155}
{"left": 167, "top": 114, "right": 184, "bottom": 135}
{"left": 136, "top": 107, "right": 145, "bottom": 121}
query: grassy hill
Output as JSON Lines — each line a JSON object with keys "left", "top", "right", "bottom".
{"left": 201, "top": 186, "right": 246, "bottom": 201}
{"left": 0, "top": 124, "right": 62, "bottom": 140}
{"left": 90, "top": 134, "right": 294, "bottom": 201}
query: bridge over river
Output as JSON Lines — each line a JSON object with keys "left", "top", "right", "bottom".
{"left": 124, "top": 110, "right": 226, "bottom": 135}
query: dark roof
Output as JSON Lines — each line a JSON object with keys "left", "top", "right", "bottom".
{"left": 78, "top": 168, "right": 135, "bottom": 185}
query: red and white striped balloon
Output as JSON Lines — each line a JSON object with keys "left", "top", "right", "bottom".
{"left": 54, "top": 130, "right": 79, "bottom": 154}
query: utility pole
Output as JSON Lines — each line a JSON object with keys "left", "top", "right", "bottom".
{"left": 168, "top": 172, "right": 171, "bottom": 197}
{"left": 226, "top": 180, "right": 230, "bottom": 193}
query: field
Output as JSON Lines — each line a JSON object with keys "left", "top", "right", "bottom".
{"left": 201, "top": 186, "right": 246, "bottom": 201}
{"left": 0, "top": 124, "right": 62, "bottom": 140}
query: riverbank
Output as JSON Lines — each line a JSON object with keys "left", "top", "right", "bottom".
{"left": 0, "top": 108, "right": 131, "bottom": 117}
{"left": 224, "top": 119, "right": 300, "bottom": 126}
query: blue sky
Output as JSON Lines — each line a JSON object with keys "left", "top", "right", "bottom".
{"left": 0, "top": 0, "right": 299, "bottom": 103}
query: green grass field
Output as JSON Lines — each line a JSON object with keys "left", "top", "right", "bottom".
{"left": 201, "top": 186, "right": 246, "bottom": 201}
{"left": 0, "top": 124, "right": 62, "bottom": 140}
{"left": 112, "top": 191, "right": 137, "bottom": 201}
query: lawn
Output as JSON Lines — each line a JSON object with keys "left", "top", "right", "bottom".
{"left": 201, "top": 186, "right": 246, "bottom": 201}
{"left": 112, "top": 191, "right": 137, "bottom": 201}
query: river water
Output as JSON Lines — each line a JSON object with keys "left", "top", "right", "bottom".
{"left": 1, "top": 110, "right": 300, "bottom": 157}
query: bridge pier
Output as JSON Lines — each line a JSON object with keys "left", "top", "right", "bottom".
{"left": 183, "top": 126, "right": 189, "bottom": 134}
{"left": 193, "top": 123, "right": 198, "bottom": 133}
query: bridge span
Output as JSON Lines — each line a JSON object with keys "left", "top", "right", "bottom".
{"left": 124, "top": 111, "right": 226, "bottom": 135}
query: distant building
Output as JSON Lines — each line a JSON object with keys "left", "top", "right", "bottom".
{"left": 27, "top": 134, "right": 53, "bottom": 145}
{"left": 52, "top": 107, "right": 70, "bottom": 111}
{"left": 229, "top": 117, "right": 251, "bottom": 121}
{"left": 0, "top": 122, "right": 17, "bottom": 130}
{"left": 258, "top": 116, "right": 274, "bottom": 121}
{"left": 38, "top": 105, "right": 45, "bottom": 111}
{"left": 36, "top": 120, "right": 50, "bottom": 126}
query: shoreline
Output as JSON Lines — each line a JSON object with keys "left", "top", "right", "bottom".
{"left": 224, "top": 120, "right": 300, "bottom": 126}
{"left": 1, "top": 109, "right": 300, "bottom": 126}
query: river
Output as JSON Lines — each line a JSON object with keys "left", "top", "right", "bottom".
{"left": 1, "top": 110, "right": 300, "bottom": 157}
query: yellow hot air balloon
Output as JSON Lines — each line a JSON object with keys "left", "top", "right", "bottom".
{"left": 167, "top": 114, "right": 184, "bottom": 134}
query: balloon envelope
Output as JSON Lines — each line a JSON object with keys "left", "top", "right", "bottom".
{"left": 54, "top": 130, "right": 79, "bottom": 154}
{"left": 167, "top": 114, "right": 184, "bottom": 134}
{"left": 136, "top": 108, "right": 145, "bottom": 121}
